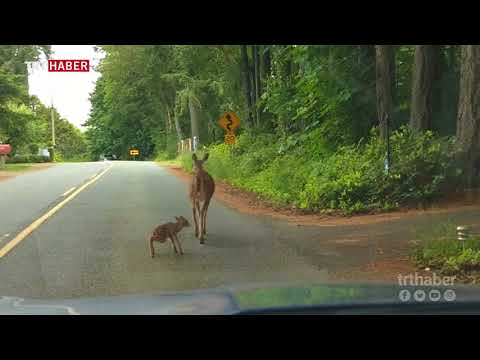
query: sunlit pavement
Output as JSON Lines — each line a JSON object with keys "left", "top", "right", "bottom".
{"left": 1, "top": 161, "right": 480, "bottom": 299}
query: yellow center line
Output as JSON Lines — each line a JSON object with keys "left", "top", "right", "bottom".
{"left": 61, "top": 187, "right": 76, "bottom": 197}
{"left": 0, "top": 164, "right": 113, "bottom": 259}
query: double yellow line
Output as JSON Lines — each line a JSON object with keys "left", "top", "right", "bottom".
{"left": 0, "top": 164, "right": 113, "bottom": 259}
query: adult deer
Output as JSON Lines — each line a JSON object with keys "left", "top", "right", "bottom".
{"left": 190, "top": 153, "right": 215, "bottom": 244}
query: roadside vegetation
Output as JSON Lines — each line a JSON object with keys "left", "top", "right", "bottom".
{"left": 85, "top": 45, "right": 480, "bottom": 217}
{"left": 0, "top": 45, "right": 88, "bottom": 165}
{"left": 410, "top": 220, "right": 480, "bottom": 281}
{"left": 1, "top": 163, "right": 35, "bottom": 172}
{"left": 179, "top": 127, "right": 460, "bottom": 215}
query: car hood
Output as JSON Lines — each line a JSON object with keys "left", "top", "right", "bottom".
{"left": 2, "top": 282, "right": 480, "bottom": 315}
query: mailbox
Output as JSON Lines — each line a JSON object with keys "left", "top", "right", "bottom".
{"left": 0, "top": 144, "right": 12, "bottom": 155}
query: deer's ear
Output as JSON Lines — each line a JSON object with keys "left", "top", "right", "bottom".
{"left": 192, "top": 153, "right": 198, "bottom": 161}
{"left": 203, "top": 153, "right": 209, "bottom": 161}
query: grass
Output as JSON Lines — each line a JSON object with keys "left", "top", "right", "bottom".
{"left": 175, "top": 128, "right": 461, "bottom": 216}
{"left": 155, "top": 158, "right": 181, "bottom": 167}
{"left": 409, "top": 219, "right": 480, "bottom": 276}
{"left": 0, "top": 163, "right": 35, "bottom": 172}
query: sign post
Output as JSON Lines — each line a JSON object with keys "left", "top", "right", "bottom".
{"left": 218, "top": 112, "right": 241, "bottom": 146}
{"left": 129, "top": 148, "right": 140, "bottom": 160}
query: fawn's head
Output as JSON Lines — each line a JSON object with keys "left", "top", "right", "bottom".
{"left": 192, "top": 153, "right": 209, "bottom": 172}
{"left": 175, "top": 216, "right": 190, "bottom": 228}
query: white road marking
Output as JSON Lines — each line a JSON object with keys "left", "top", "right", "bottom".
{"left": 11, "top": 297, "right": 80, "bottom": 315}
{"left": 61, "top": 187, "right": 76, "bottom": 197}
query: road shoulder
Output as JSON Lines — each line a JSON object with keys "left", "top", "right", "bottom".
{"left": 0, "top": 163, "right": 53, "bottom": 183}
{"left": 160, "top": 163, "right": 480, "bottom": 228}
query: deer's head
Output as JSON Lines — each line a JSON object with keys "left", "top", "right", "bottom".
{"left": 175, "top": 216, "right": 190, "bottom": 228}
{"left": 192, "top": 153, "right": 209, "bottom": 172}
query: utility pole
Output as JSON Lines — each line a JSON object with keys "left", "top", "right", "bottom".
{"left": 50, "top": 99, "right": 55, "bottom": 161}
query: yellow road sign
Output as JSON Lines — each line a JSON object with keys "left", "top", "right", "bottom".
{"left": 218, "top": 112, "right": 240, "bottom": 131}
{"left": 130, "top": 149, "right": 140, "bottom": 156}
{"left": 224, "top": 132, "right": 236, "bottom": 145}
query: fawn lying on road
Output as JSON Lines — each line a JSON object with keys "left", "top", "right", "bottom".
{"left": 149, "top": 216, "right": 190, "bottom": 257}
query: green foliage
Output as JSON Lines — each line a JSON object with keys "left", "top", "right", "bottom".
{"left": 180, "top": 127, "right": 462, "bottom": 215}
{"left": 410, "top": 220, "right": 480, "bottom": 275}
{"left": 262, "top": 45, "right": 377, "bottom": 148}
{"left": 6, "top": 154, "right": 49, "bottom": 164}
{"left": 61, "top": 154, "right": 89, "bottom": 163}
{"left": 1, "top": 163, "right": 33, "bottom": 172}
{"left": 0, "top": 46, "right": 51, "bottom": 149}
{"left": 54, "top": 152, "right": 64, "bottom": 162}
{"left": 84, "top": 44, "right": 464, "bottom": 216}
{"left": 0, "top": 45, "right": 85, "bottom": 162}
{"left": 179, "top": 152, "right": 194, "bottom": 172}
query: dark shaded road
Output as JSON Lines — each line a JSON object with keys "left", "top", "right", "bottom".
{"left": 1, "top": 161, "right": 479, "bottom": 299}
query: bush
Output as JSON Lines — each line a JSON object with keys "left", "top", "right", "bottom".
{"left": 155, "top": 151, "right": 176, "bottom": 161}
{"left": 179, "top": 152, "right": 194, "bottom": 172}
{"left": 62, "top": 154, "right": 89, "bottom": 162}
{"left": 410, "top": 220, "right": 480, "bottom": 275}
{"left": 177, "top": 126, "right": 462, "bottom": 215}
{"left": 6, "top": 154, "right": 50, "bottom": 164}
{"left": 28, "top": 144, "right": 40, "bottom": 155}
{"left": 54, "top": 152, "right": 64, "bottom": 162}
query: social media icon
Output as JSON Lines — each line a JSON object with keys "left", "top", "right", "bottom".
{"left": 444, "top": 289, "right": 456, "bottom": 302}
{"left": 414, "top": 289, "right": 426, "bottom": 302}
{"left": 399, "top": 289, "right": 411, "bottom": 302}
{"left": 429, "top": 289, "right": 441, "bottom": 302}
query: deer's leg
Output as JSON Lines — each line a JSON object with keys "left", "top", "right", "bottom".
{"left": 195, "top": 202, "right": 202, "bottom": 240}
{"left": 201, "top": 198, "right": 211, "bottom": 237}
{"left": 174, "top": 235, "right": 184, "bottom": 255}
{"left": 169, "top": 236, "right": 178, "bottom": 254}
{"left": 192, "top": 201, "right": 200, "bottom": 238}
{"left": 150, "top": 237, "right": 155, "bottom": 258}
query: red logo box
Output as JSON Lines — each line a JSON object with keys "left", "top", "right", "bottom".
{"left": 48, "top": 59, "right": 90, "bottom": 72}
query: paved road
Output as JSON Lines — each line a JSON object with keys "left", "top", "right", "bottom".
{"left": 0, "top": 162, "right": 109, "bottom": 245}
{"left": 0, "top": 161, "right": 328, "bottom": 299}
{"left": 1, "top": 161, "right": 480, "bottom": 300}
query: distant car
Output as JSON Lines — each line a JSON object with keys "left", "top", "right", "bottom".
{"left": 101, "top": 154, "right": 117, "bottom": 161}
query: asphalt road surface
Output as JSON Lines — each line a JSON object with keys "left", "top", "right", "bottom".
{"left": 1, "top": 161, "right": 480, "bottom": 300}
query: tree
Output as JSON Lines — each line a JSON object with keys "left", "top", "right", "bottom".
{"left": 240, "top": 45, "right": 254, "bottom": 127}
{"left": 456, "top": 45, "right": 480, "bottom": 187}
{"left": 410, "top": 45, "right": 441, "bottom": 132}
{"left": 188, "top": 92, "right": 200, "bottom": 149}
{"left": 0, "top": 46, "right": 51, "bottom": 153}
{"left": 375, "top": 45, "right": 395, "bottom": 141}
{"left": 253, "top": 45, "right": 261, "bottom": 126}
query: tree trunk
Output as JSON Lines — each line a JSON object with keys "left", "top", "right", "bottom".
{"left": 261, "top": 46, "right": 271, "bottom": 83}
{"left": 375, "top": 45, "right": 395, "bottom": 141}
{"left": 189, "top": 95, "right": 200, "bottom": 151}
{"left": 410, "top": 45, "right": 440, "bottom": 132}
{"left": 169, "top": 107, "right": 183, "bottom": 142}
{"left": 253, "top": 45, "right": 261, "bottom": 126}
{"left": 456, "top": 45, "right": 480, "bottom": 187}
{"left": 389, "top": 46, "right": 397, "bottom": 103}
{"left": 240, "top": 45, "right": 254, "bottom": 127}
{"left": 250, "top": 46, "right": 257, "bottom": 127}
